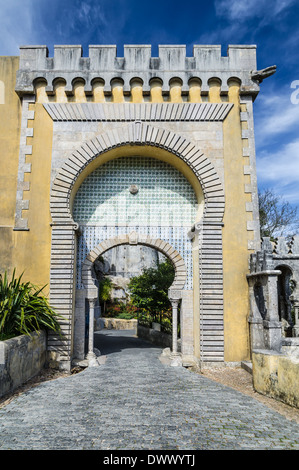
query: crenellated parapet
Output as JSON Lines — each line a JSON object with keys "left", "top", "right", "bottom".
{"left": 15, "top": 44, "right": 263, "bottom": 100}
{"left": 259, "top": 235, "right": 299, "bottom": 256}
{"left": 249, "top": 236, "right": 299, "bottom": 275}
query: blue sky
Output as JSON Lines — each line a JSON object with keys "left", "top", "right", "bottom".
{"left": 1, "top": 0, "right": 299, "bottom": 208}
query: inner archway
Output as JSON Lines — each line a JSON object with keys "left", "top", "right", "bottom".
{"left": 80, "top": 234, "right": 188, "bottom": 363}
{"left": 91, "top": 243, "right": 178, "bottom": 357}
{"left": 94, "top": 244, "right": 170, "bottom": 324}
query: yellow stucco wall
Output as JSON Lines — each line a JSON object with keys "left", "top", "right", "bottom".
{"left": 14, "top": 104, "right": 53, "bottom": 292}
{"left": 222, "top": 83, "right": 251, "bottom": 362}
{"left": 0, "top": 57, "right": 21, "bottom": 276}
{"left": 0, "top": 58, "right": 53, "bottom": 293}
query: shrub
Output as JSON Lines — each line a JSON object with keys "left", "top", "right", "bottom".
{"left": 160, "top": 307, "right": 173, "bottom": 334}
{"left": 137, "top": 310, "right": 153, "bottom": 328}
{"left": 105, "top": 301, "right": 139, "bottom": 320}
{"left": 105, "top": 302, "right": 122, "bottom": 318}
{"left": 0, "top": 270, "right": 62, "bottom": 340}
{"left": 137, "top": 307, "right": 173, "bottom": 333}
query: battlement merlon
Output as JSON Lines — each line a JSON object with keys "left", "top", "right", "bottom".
{"left": 14, "top": 44, "right": 275, "bottom": 98}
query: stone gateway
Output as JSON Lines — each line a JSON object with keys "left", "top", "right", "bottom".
{"left": 1, "top": 43, "right": 297, "bottom": 372}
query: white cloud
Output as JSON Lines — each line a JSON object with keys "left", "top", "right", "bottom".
{"left": 257, "top": 138, "right": 299, "bottom": 204}
{"left": 194, "top": 0, "right": 297, "bottom": 53}
{"left": 194, "top": 21, "right": 242, "bottom": 46}
{"left": 255, "top": 94, "right": 299, "bottom": 139}
{"left": 214, "top": 0, "right": 296, "bottom": 22}
{"left": 255, "top": 83, "right": 299, "bottom": 206}
{"left": 0, "top": 0, "right": 36, "bottom": 55}
{"left": 0, "top": 0, "right": 114, "bottom": 56}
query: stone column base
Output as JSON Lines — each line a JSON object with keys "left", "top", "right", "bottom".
{"left": 263, "top": 320, "right": 282, "bottom": 352}
{"left": 249, "top": 318, "right": 265, "bottom": 351}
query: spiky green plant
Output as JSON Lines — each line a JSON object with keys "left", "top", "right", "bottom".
{"left": 0, "top": 269, "right": 62, "bottom": 340}
{"left": 98, "top": 276, "right": 112, "bottom": 315}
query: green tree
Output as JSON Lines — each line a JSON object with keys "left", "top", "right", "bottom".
{"left": 128, "top": 259, "right": 175, "bottom": 322}
{"left": 98, "top": 276, "right": 112, "bottom": 315}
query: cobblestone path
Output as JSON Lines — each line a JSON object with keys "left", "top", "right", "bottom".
{"left": 0, "top": 330, "right": 298, "bottom": 450}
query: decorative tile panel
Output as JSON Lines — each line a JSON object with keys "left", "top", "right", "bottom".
{"left": 73, "top": 156, "right": 197, "bottom": 227}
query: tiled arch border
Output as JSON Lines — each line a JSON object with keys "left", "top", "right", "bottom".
{"left": 48, "top": 122, "right": 225, "bottom": 368}
{"left": 81, "top": 232, "right": 187, "bottom": 296}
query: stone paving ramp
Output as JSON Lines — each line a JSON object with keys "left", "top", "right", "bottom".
{"left": 0, "top": 329, "right": 299, "bottom": 450}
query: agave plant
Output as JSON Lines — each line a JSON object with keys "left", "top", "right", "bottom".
{"left": 0, "top": 269, "right": 62, "bottom": 340}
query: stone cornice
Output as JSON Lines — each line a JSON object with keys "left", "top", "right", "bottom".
{"left": 43, "top": 102, "right": 233, "bottom": 122}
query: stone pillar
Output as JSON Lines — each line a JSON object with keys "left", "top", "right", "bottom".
{"left": 73, "top": 288, "right": 87, "bottom": 360}
{"left": 180, "top": 290, "right": 195, "bottom": 366}
{"left": 247, "top": 270, "right": 282, "bottom": 352}
{"left": 171, "top": 299, "right": 180, "bottom": 355}
{"left": 291, "top": 298, "right": 299, "bottom": 337}
{"left": 247, "top": 275, "right": 265, "bottom": 351}
{"left": 263, "top": 271, "right": 282, "bottom": 351}
{"left": 168, "top": 289, "right": 182, "bottom": 365}
{"left": 86, "top": 297, "right": 98, "bottom": 366}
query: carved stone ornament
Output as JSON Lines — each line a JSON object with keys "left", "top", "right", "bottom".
{"left": 129, "top": 184, "right": 138, "bottom": 195}
{"left": 129, "top": 231, "right": 138, "bottom": 245}
{"left": 251, "top": 65, "right": 276, "bottom": 83}
{"left": 168, "top": 288, "right": 182, "bottom": 300}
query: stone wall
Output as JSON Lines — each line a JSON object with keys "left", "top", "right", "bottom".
{"left": 98, "top": 318, "right": 137, "bottom": 332}
{"left": 252, "top": 350, "right": 299, "bottom": 409}
{"left": 0, "top": 331, "right": 47, "bottom": 398}
{"left": 137, "top": 324, "right": 176, "bottom": 350}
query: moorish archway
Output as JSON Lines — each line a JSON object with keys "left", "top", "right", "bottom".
{"left": 48, "top": 121, "right": 225, "bottom": 370}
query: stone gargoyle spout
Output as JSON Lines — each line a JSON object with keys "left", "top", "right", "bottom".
{"left": 251, "top": 65, "right": 277, "bottom": 83}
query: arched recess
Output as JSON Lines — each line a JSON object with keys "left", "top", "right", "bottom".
{"left": 48, "top": 122, "right": 226, "bottom": 369}
{"left": 275, "top": 264, "right": 294, "bottom": 335}
{"left": 49, "top": 121, "right": 225, "bottom": 225}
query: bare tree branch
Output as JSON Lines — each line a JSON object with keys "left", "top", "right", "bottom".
{"left": 258, "top": 188, "right": 299, "bottom": 239}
